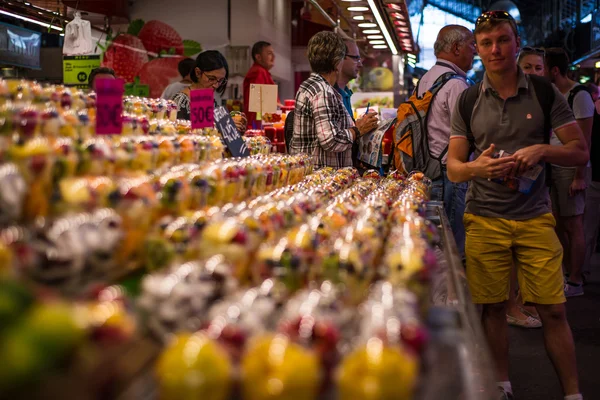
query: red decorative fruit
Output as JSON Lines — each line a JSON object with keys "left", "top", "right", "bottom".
{"left": 101, "top": 34, "right": 149, "bottom": 83}
{"left": 137, "top": 20, "right": 184, "bottom": 56}
{"left": 137, "top": 57, "right": 185, "bottom": 99}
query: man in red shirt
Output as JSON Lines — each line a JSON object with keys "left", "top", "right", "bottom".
{"left": 244, "top": 41, "right": 276, "bottom": 129}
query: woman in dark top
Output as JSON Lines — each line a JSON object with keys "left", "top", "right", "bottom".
{"left": 172, "top": 50, "right": 246, "bottom": 133}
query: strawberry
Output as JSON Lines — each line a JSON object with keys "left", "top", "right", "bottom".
{"left": 137, "top": 56, "right": 185, "bottom": 99}
{"left": 101, "top": 34, "right": 149, "bottom": 83}
{"left": 138, "top": 20, "right": 184, "bottom": 56}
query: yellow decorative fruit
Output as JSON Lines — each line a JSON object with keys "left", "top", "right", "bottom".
{"left": 242, "top": 334, "right": 320, "bottom": 400}
{"left": 156, "top": 333, "right": 231, "bottom": 400}
{"left": 337, "top": 338, "right": 418, "bottom": 400}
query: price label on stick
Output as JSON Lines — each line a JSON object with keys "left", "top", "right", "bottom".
{"left": 190, "top": 88, "right": 214, "bottom": 129}
{"left": 95, "top": 78, "right": 124, "bottom": 135}
{"left": 214, "top": 106, "right": 250, "bottom": 157}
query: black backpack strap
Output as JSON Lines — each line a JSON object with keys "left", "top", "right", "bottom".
{"left": 528, "top": 75, "right": 554, "bottom": 145}
{"left": 457, "top": 81, "right": 482, "bottom": 156}
{"left": 567, "top": 85, "right": 593, "bottom": 111}
{"left": 528, "top": 75, "right": 555, "bottom": 185}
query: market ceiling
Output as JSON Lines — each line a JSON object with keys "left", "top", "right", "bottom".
{"left": 310, "top": 0, "right": 417, "bottom": 56}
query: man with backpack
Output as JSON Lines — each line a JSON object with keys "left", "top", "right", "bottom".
{"left": 544, "top": 48, "right": 594, "bottom": 296}
{"left": 447, "top": 11, "right": 588, "bottom": 400}
{"left": 415, "top": 24, "right": 475, "bottom": 255}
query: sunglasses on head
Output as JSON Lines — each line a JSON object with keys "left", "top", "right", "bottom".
{"left": 521, "top": 46, "right": 545, "bottom": 55}
{"left": 475, "top": 10, "right": 516, "bottom": 28}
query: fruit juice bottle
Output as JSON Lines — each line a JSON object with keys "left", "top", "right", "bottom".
{"left": 7, "top": 136, "right": 54, "bottom": 220}
{"left": 111, "top": 174, "right": 160, "bottom": 269}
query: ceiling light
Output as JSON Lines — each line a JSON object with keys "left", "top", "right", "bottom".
{"left": 348, "top": 6, "right": 369, "bottom": 11}
{"left": 386, "top": 4, "right": 402, "bottom": 11}
{"left": 373, "top": 45, "right": 388, "bottom": 49}
{"left": 370, "top": 40, "right": 386, "bottom": 44}
{"left": 358, "top": 22, "right": 377, "bottom": 28}
{"left": 362, "top": 29, "right": 380, "bottom": 34}
{"left": 367, "top": 35, "right": 384, "bottom": 39}
{"left": 0, "top": 9, "right": 63, "bottom": 31}
{"left": 394, "top": 20, "right": 407, "bottom": 26}
{"left": 342, "top": 0, "right": 362, "bottom": 2}
{"left": 353, "top": 15, "right": 365, "bottom": 20}
{"left": 407, "top": 53, "right": 417, "bottom": 59}
{"left": 366, "top": 0, "right": 398, "bottom": 54}
{"left": 390, "top": 13, "right": 405, "bottom": 19}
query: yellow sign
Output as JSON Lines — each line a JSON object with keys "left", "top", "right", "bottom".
{"left": 63, "top": 55, "right": 101, "bottom": 88}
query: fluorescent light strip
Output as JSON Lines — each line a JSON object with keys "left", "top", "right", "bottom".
{"left": 358, "top": 22, "right": 377, "bottom": 27}
{"left": 353, "top": 15, "right": 365, "bottom": 20}
{"left": 366, "top": 0, "right": 397, "bottom": 54}
{"left": 367, "top": 35, "right": 384, "bottom": 39}
{"left": 362, "top": 29, "right": 380, "bottom": 34}
{"left": 0, "top": 9, "right": 63, "bottom": 31}
{"left": 348, "top": 6, "right": 369, "bottom": 11}
{"left": 373, "top": 45, "right": 388, "bottom": 49}
{"left": 369, "top": 40, "right": 385, "bottom": 44}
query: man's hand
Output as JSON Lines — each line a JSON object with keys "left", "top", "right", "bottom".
{"left": 569, "top": 178, "right": 587, "bottom": 197}
{"left": 355, "top": 112, "right": 379, "bottom": 136}
{"left": 510, "top": 144, "right": 545, "bottom": 177}
{"left": 471, "top": 144, "right": 516, "bottom": 179}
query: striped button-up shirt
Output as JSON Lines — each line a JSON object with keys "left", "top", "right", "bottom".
{"left": 290, "top": 73, "right": 355, "bottom": 169}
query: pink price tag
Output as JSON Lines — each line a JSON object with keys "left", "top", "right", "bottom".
{"left": 190, "top": 88, "right": 214, "bottom": 129}
{"left": 95, "top": 78, "right": 124, "bottom": 135}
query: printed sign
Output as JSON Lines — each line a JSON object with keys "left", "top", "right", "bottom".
{"left": 214, "top": 106, "right": 249, "bottom": 157}
{"left": 63, "top": 55, "right": 101, "bottom": 88}
{"left": 190, "top": 88, "right": 215, "bottom": 129}
{"left": 95, "top": 78, "right": 124, "bottom": 135}
{"left": 248, "top": 84, "right": 278, "bottom": 114}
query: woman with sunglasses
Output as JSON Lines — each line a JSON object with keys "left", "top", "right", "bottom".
{"left": 518, "top": 47, "right": 545, "bottom": 76}
{"left": 172, "top": 50, "right": 247, "bottom": 133}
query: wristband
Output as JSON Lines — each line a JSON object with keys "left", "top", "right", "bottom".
{"left": 351, "top": 126, "right": 360, "bottom": 139}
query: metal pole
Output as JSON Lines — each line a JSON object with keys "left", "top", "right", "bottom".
{"left": 307, "top": 0, "right": 338, "bottom": 28}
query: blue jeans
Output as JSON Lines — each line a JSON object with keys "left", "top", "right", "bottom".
{"left": 431, "top": 169, "right": 467, "bottom": 257}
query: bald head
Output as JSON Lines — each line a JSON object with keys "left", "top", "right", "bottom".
{"left": 433, "top": 25, "right": 475, "bottom": 73}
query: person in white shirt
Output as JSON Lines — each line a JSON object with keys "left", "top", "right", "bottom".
{"left": 161, "top": 58, "right": 195, "bottom": 100}
{"left": 545, "top": 47, "right": 594, "bottom": 297}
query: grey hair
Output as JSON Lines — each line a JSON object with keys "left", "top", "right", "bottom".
{"left": 434, "top": 26, "right": 472, "bottom": 57}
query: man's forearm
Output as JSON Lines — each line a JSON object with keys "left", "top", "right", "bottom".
{"left": 541, "top": 140, "right": 589, "bottom": 167}
{"left": 447, "top": 159, "right": 476, "bottom": 183}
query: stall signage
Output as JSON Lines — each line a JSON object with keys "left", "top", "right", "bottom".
{"left": 0, "top": 22, "right": 41, "bottom": 70}
{"left": 63, "top": 55, "right": 101, "bottom": 88}
{"left": 95, "top": 78, "right": 124, "bottom": 135}
{"left": 190, "top": 88, "right": 214, "bottom": 129}
{"left": 214, "top": 106, "right": 249, "bottom": 157}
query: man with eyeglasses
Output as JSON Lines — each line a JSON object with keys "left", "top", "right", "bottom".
{"left": 336, "top": 37, "right": 362, "bottom": 119}
{"left": 447, "top": 11, "right": 588, "bottom": 400}
{"left": 416, "top": 24, "right": 476, "bottom": 258}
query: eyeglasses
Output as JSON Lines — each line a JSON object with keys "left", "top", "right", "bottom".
{"left": 475, "top": 10, "right": 516, "bottom": 28}
{"left": 345, "top": 54, "right": 362, "bottom": 62}
{"left": 521, "top": 46, "right": 545, "bottom": 55}
{"left": 202, "top": 72, "right": 227, "bottom": 86}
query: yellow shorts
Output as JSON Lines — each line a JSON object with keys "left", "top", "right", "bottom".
{"left": 463, "top": 213, "right": 565, "bottom": 305}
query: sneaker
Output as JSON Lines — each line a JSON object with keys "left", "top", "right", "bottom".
{"left": 507, "top": 314, "right": 542, "bottom": 328}
{"left": 498, "top": 387, "right": 515, "bottom": 400}
{"left": 564, "top": 282, "right": 584, "bottom": 298}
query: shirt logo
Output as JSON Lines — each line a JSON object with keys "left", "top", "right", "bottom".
{"left": 526, "top": 113, "right": 532, "bottom": 119}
